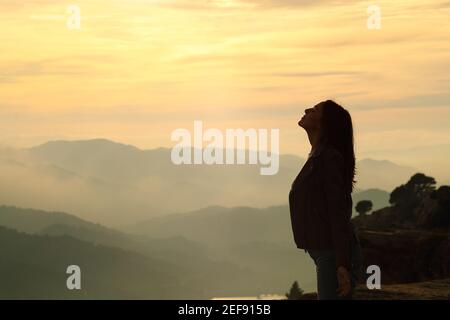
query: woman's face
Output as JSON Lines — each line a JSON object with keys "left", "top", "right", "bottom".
{"left": 298, "top": 102, "right": 323, "bottom": 131}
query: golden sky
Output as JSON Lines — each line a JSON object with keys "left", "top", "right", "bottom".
{"left": 0, "top": 0, "right": 449, "bottom": 168}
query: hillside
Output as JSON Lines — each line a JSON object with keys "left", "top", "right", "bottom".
{"left": 299, "top": 279, "right": 450, "bottom": 300}
{"left": 128, "top": 205, "right": 294, "bottom": 246}
{"left": 0, "top": 205, "right": 108, "bottom": 234}
{"left": 0, "top": 226, "right": 185, "bottom": 299}
{"left": 357, "top": 229, "right": 450, "bottom": 284}
{"left": 345, "top": 174, "right": 450, "bottom": 299}
{"left": 0, "top": 205, "right": 315, "bottom": 297}
{"left": 354, "top": 278, "right": 450, "bottom": 300}
{"left": 1, "top": 170, "right": 447, "bottom": 299}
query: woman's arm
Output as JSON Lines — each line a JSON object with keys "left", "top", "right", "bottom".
{"left": 320, "top": 148, "right": 353, "bottom": 297}
{"left": 320, "top": 148, "right": 353, "bottom": 270}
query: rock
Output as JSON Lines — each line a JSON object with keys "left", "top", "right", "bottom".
{"left": 357, "top": 229, "right": 450, "bottom": 284}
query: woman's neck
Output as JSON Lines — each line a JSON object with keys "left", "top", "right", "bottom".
{"left": 307, "top": 129, "right": 321, "bottom": 153}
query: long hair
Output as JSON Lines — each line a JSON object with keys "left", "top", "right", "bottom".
{"left": 319, "top": 100, "right": 356, "bottom": 192}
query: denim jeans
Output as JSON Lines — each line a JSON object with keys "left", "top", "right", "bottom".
{"left": 307, "top": 241, "right": 362, "bottom": 300}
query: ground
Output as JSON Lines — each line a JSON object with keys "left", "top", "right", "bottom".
{"left": 354, "top": 278, "right": 450, "bottom": 300}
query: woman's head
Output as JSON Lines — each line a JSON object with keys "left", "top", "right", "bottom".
{"left": 299, "top": 100, "right": 356, "bottom": 191}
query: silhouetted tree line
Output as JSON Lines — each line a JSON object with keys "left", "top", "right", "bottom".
{"left": 354, "top": 173, "right": 450, "bottom": 230}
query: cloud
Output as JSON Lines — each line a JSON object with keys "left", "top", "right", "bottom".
{"left": 0, "top": 0, "right": 64, "bottom": 10}
{"left": 0, "top": 56, "right": 116, "bottom": 83}
{"left": 239, "top": 0, "right": 341, "bottom": 8}
{"left": 0, "top": 62, "right": 46, "bottom": 83}
{"left": 354, "top": 92, "right": 450, "bottom": 110}
{"left": 0, "top": 62, "right": 81, "bottom": 82}
{"left": 269, "top": 71, "right": 365, "bottom": 77}
{"left": 154, "top": 0, "right": 340, "bottom": 11}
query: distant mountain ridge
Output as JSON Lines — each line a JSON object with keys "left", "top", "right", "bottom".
{"left": 356, "top": 158, "right": 416, "bottom": 191}
{"left": 0, "top": 205, "right": 106, "bottom": 234}
{"left": 28, "top": 139, "right": 417, "bottom": 189}
{"left": 127, "top": 205, "right": 294, "bottom": 247}
{"left": 0, "top": 138, "right": 419, "bottom": 225}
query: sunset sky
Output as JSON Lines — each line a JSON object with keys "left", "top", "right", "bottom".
{"left": 0, "top": 0, "right": 449, "bottom": 174}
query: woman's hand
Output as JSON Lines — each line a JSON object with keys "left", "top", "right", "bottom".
{"left": 336, "top": 266, "right": 351, "bottom": 298}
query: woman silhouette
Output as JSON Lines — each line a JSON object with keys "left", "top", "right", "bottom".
{"left": 289, "top": 100, "right": 362, "bottom": 300}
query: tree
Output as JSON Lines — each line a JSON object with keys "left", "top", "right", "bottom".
{"left": 390, "top": 173, "right": 436, "bottom": 206}
{"left": 389, "top": 173, "right": 437, "bottom": 223}
{"left": 409, "top": 173, "right": 436, "bottom": 197}
{"left": 285, "top": 281, "right": 304, "bottom": 300}
{"left": 355, "top": 200, "right": 373, "bottom": 216}
{"left": 428, "top": 186, "right": 450, "bottom": 228}
{"left": 389, "top": 184, "right": 408, "bottom": 206}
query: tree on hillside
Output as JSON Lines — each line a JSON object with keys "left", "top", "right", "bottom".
{"left": 409, "top": 173, "right": 436, "bottom": 197}
{"left": 389, "top": 173, "right": 436, "bottom": 223}
{"left": 355, "top": 200, "right": 373, "bottom": 216}
{"left": 285, "top": 281, "right": 304, "bottom": 300}
{"left": 390, "top": 173, "right": 436, "bottom": 206}
{"left": 428, "top": 185, "right": 450, "bottom": 228}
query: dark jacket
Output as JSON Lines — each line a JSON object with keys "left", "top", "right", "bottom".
{"left": 288, "top": 144, "right": 355, "bottom": 269}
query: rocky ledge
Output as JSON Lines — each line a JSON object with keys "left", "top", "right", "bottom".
{"left": 357, "top": 229, "right": 450, "bottom": 284}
